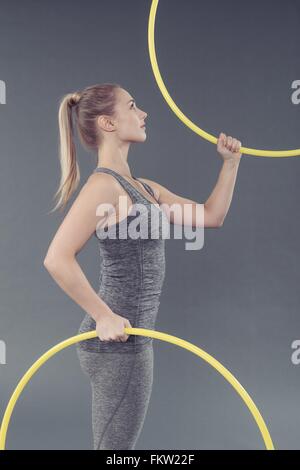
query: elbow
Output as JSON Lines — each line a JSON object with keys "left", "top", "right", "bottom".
{"left": 216, "top": 218, "right": 224, "bottom": 228}
{"left": 43, "top": 251, "right": 75, "bottom": 273}
{"left": 43, "top": 254, "right": 59, "bottom": 273}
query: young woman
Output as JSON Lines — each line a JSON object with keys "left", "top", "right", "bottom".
{"left": 43, "top": 83, "right": 242, "bottom": 450}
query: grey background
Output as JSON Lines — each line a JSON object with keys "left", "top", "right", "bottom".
{"left": 0, "top": 0, "right": 299, "bottom": 450}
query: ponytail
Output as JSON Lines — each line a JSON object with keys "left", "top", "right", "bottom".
{"left": 49, "top": 83, "right": 121, "bottom": 213}
{"left": 49, "top": 92, "right": 81, "bottom": 213}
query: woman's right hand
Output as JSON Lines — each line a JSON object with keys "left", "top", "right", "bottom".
{"left": 96, "top": 310, "right": 132, "bottom": 343}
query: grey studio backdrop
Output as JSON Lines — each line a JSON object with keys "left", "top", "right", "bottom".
{"left": 0, "top": 0, "right": 299, "bottom": 450}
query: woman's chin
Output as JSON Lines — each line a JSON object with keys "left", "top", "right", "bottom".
{"left": 138, "top": 133, "right": 147, "bottom": 143}
{"left": 130, "top": 131, "right": 147, "bottom": 143}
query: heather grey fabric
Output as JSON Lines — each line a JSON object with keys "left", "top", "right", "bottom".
{"left": 76, "top": 166, "right": 167, "bottom": 354}
{"left": 76, "top": 341, "right": 154, "bottom": 450}
{"left": 76, "top": 167, "right": 166, "bottom": 449}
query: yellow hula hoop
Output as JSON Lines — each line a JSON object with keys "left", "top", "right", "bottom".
{"left": 148, "top": 0, "right": 300, "bottom": 157}
{"left": 0, "top": 328, "right": 274, "bottom": 450}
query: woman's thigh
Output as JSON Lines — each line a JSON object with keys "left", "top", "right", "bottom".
{"left": 76, "top": 344, "right": 154, "bottom": 450}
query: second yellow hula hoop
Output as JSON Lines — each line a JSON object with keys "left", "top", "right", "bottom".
{"left": 0, "top": 328, "right": 274, "bottom": 450}
{"left": 148, "top": 0, "right": 300, "bottom": 157}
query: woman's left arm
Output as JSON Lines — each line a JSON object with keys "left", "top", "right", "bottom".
{"left": 203, "top": 132, "right": 242, "bottom": 226}
{"left": 139, "top": 132, "right": 242, "bottom": 228}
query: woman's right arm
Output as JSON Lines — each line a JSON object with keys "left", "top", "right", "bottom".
{"left": 43, "top": 173, "right": 131, "bottom": 342}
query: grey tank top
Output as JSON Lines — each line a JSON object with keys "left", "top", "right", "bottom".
{"left": 77, "top": 167, "right": 168, "bottom": 353}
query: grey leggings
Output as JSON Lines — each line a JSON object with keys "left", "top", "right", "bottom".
{"left": 76, "top": 342, "right": 154, "bottom": 450}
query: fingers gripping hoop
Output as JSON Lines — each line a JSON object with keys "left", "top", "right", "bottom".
{"left": 148, "top": 0, "right": 300, "bottom": 157}
{"left": 0, "top": 328, "right": 274, "bottom": 450}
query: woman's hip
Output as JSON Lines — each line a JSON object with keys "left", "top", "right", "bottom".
{"left": 76, "top": 340, "right": 154, "bottom": 384}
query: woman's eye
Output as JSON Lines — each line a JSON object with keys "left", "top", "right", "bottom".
{"left": 131, "top": 103, "right": 136, "bottom": 109}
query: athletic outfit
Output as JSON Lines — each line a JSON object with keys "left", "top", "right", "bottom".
{"left": 76, "top": 167, "right": 168, "bottom": 449}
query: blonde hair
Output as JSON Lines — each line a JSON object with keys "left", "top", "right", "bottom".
{"left": 50, "top": 82, "right": 121, "bottom": 213}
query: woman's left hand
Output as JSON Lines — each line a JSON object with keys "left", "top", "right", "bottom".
{"left": 217, "top": 132, "right": 242, "bottom": 164}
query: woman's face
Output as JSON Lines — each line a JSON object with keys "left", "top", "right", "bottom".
{"left": 113, "top": 88, "right": 148, "bottom": 143}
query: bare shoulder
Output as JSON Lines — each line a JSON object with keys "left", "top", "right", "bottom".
{"left": 82, "top": 171, "right": 122, "bottom": 202}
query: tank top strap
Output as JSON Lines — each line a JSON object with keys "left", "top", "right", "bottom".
{"left": 132, "top": 177, "right": 155, "bottom": 198}
{"left": 93, "top": 167, "right": 140, "bottom": 203}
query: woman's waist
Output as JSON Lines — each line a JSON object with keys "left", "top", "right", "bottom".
{"left": 96, "top": 292, "right": 162, "bottom": 314}
{"left": 98, "top": 274, "right": 165, "bottom": 297}
{"left": 78, "top": 297, "right": 161, "bottom": 327}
